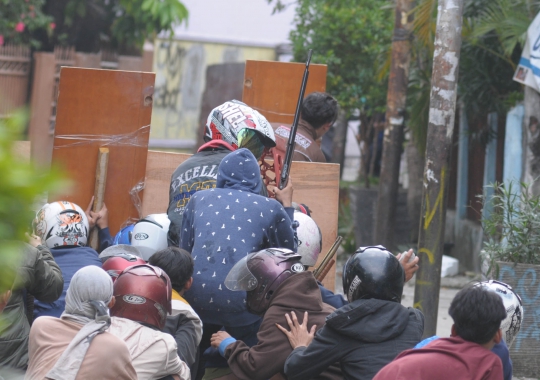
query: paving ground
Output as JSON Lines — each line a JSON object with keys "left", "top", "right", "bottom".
{"left": 332, "top": 254, "right": 536, "bottom": 380}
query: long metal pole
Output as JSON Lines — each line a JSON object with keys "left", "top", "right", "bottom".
{"left": 374, "top": 0, "right": 415, "bottom": 250}
{"left": 413, "top": 0, "right": 464, "bottom": 338}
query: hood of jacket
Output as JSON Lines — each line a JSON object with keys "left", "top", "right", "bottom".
{"left": 216, "top": 148, "right": 262, "bottom": 194}
{"left": 325, "top": 298, "right": 410, "bottom": 343}
{"left": 269, "top": 271, "right": 326, "bottom": 312}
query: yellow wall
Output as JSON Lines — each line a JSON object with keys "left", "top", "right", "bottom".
{"left": 151, "top": 39, "right": 276, "bottom": 143}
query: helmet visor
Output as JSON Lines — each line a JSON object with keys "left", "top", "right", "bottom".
{"left": 237, "top": 128, "right": 265, "bottom": 160}
{"left": 225, "top": 253, "right": 258, "bottom": 291}
{"left": 99, "top": 244, "right": 144, "bottom": 263}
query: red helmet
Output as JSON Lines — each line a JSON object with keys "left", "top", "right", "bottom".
{"left": 111, "top": 264, "right": 172, "bottom": 330}
{"left": 102, "top": 254, "right": 147, "bottom": 282}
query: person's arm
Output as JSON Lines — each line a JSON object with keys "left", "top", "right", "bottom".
{"left": 25, "top": 244, "right": 63, "bottom": 302}
{"left": 165, "top": 312, "right": 202, "bottom": 368}
{"left": 396, "top": 249, "right": 419, "bottom": 282}
{"left": 277, "top": 311, "right": 342, "bottom": 380}
{"left": 491, "top": 340, "right": 512, "bottom": 380}
{"left": 179, "top": 198, "right": 196, "bottom": 251}
{"left": 133, "top": 339, "right": 190, "bottom": 380}
{"left": 318, "top": 283, "right": 348, "bottom": 308}
{"left": 210, "top": 319, "right": 295, "bottom": 380}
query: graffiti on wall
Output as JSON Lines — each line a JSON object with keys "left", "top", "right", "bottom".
{"left": 499, "top": 264, "right": 540, "bottom": 350}
{"left": 151, "top": 39, "right": 276, "bottom": 144}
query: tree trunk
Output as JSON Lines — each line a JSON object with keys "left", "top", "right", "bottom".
{"left": 522, "top": 86, "right": 540, "bottom": 195}
{"left": 373, "top": 0, "right": 416, "bottom": 250}
{"left": 413, "top": 0, "right": 464, "bottom": 339}
{"left": 331, "top": 108, "right": 348, "bottom": 178}
{"left": 406, "top": 140, "right": 424, "bottom": 243}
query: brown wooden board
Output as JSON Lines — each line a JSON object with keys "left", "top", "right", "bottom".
{"left": 142, "top": 150, "right": 339, "bottom": 290}
{"left": 242, "top": 60, "right": 327, "bottom": 124}
{"left": 51, "top": 67, "right": 154, "bottom": 235}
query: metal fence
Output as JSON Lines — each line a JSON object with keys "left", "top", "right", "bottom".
{"left": 0, "top": 44, "right": 31, "bottom": 116}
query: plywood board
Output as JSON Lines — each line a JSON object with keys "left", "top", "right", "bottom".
{"left": 242, "top": 60, "right": 327, "bottom": 124}
{"left": 51, "top": 67, "right": 155, "bottom": 235}
{"left": 142, "top": 150, "right": 339, "bottom": 290}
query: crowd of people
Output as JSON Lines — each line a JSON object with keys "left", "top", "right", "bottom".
{"left": 0, "top": 93, "right": 524, "bottom": 380}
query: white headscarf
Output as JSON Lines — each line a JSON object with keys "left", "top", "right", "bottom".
{"left": 46, "top": 265, "right": 113, "bottom": 380}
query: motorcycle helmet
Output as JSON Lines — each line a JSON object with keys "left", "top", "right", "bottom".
{"left": 32, "top": 201, "right": 89, "bottom": 248}
{"left": 477, "top": 280, "right": 524, "bottom": 348}
{"left": 111, "top": 264, "right": 172, "bottom": 330}
{"left": 225, "top": 248, "right": 305, "bottom": 315}
{"left": 113, "top": 224, "right": 135, "bottom": 245}
{"left": 294, "top": 211, "right": 322, "bottom": 267}
{"left": 342, "top": 245, "right": 404, "bottom": 303}
{"left": 102, "top": 253, "right": 147, "bottom": 282}
{"left": 131, "top": 214, "right": 170, "bottom": 261}
{"left": 205, "top": 100, "right": 276, "bottom": 159}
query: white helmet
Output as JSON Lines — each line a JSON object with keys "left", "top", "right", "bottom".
{"left": 33, "top": 201, "right": 89, "bottom": 248}
{"left": 131, "top": 213, "right": 170, "bottom": 261}
{"left": 478, "top": 280, "right": 524, "bottom": 348}
{"left": 294, "top": 211, "right": 322, "bottom": 267}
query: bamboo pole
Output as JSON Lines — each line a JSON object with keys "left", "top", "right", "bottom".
{"left": 88, "top": 147, "right": 109, "bottom": 250}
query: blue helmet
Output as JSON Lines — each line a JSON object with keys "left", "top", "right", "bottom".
{"left": 113, "top": 224, "right": 135, "bottom": 245}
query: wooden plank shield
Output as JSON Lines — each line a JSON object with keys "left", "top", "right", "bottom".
{"left": 242, "top": 60, "right": 327, "bottom": 124}
{"left": 141, "top": 150, "right": 340, "bottom": 291}
{"left": 51, "top": 67, "right": 154, "bottom": 235}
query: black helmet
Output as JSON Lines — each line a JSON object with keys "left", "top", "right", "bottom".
{"left": 342, "top": 245, "right": 404, "bottom": 303}
{"left": 225, "top": 248, "right": 305, "bottom": 315}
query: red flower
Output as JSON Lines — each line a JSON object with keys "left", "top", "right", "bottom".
{"left": 15, "top": 22, "right": 25, "bottom": 33}
{"left": 50, "top": 22, "right": 56, "bottom": 30}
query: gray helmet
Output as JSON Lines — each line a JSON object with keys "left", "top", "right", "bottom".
{"left": 343, "top": 246, "right": 404, "bottom": 303}
{"left": 225, "top": 248, "right": 305, "bottom": 315}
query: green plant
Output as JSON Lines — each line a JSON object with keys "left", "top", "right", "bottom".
{"left": 271, "top": 0, "right": 393, "bottom": 115}
{"left": 480, "top": 181, "right": 540, "bottom": 278}
{"left": 0, "top": 0, "right": 54, "bottom": 48}
{"left": 0, "top": 110, "right": 66, "bottom": 296}
{"left": 32, "top": 0, "right": 188, "bottom": 53}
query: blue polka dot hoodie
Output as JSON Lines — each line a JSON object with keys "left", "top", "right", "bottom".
{"left": 180, "top": 148, "right": 297, "bottom": 327}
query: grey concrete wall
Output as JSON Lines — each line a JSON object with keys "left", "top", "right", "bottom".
{"left": 445, "top": 210, "right": 483, "bottom": 273}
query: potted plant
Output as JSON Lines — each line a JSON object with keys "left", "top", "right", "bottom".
{"left": 480, "top": 181, "right": 540, "bottom": 378}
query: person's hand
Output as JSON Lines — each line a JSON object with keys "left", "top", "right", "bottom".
{"left": 26, "top": 232, "right": 41, "bottom": 247}
{"left": 397, "top": 249, "right": 419, "bottom": 282}
{"left": 85, "top": 197, "right": 98, "bottom": 230}
{"left": 276, "top": 311, "right": 316, "bottom": 349}
{"left": 92, "top": 203, "right": 109, "bottom": 229}
{"left": 273, "top": 178, "right": 294, "bottom": 207}
{"left": 210, "top": 331, "right": 232, "bottom": 349}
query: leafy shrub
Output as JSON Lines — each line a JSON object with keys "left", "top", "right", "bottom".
{"left": 480, "top": 181, "right": 540, "bottom": 277}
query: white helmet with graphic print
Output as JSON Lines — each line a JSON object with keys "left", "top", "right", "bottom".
{"left": 131, "top": 213, "right": 171, "bottom": 261}
{"left": 33, "top": 201, "right": 90, "bottom": 248}
{"left": 477, "top": 280, "right": 524, "bottom": 348}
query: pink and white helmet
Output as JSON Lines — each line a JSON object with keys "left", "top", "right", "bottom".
{"left": 294, "top": 211, "right": 322, "bottom": 267}
{"left": 33, "top": 201, "right": 89, "bottom": 248}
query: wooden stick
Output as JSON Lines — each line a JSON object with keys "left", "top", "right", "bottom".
{"left": 316, "top": 259, "right": 335, "bottom": 282}
{"left": 89, "top": 147, "right": 109, "bottom": 250}
{"left": 313, "top": 235, "right": 343, "bottom": 281}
